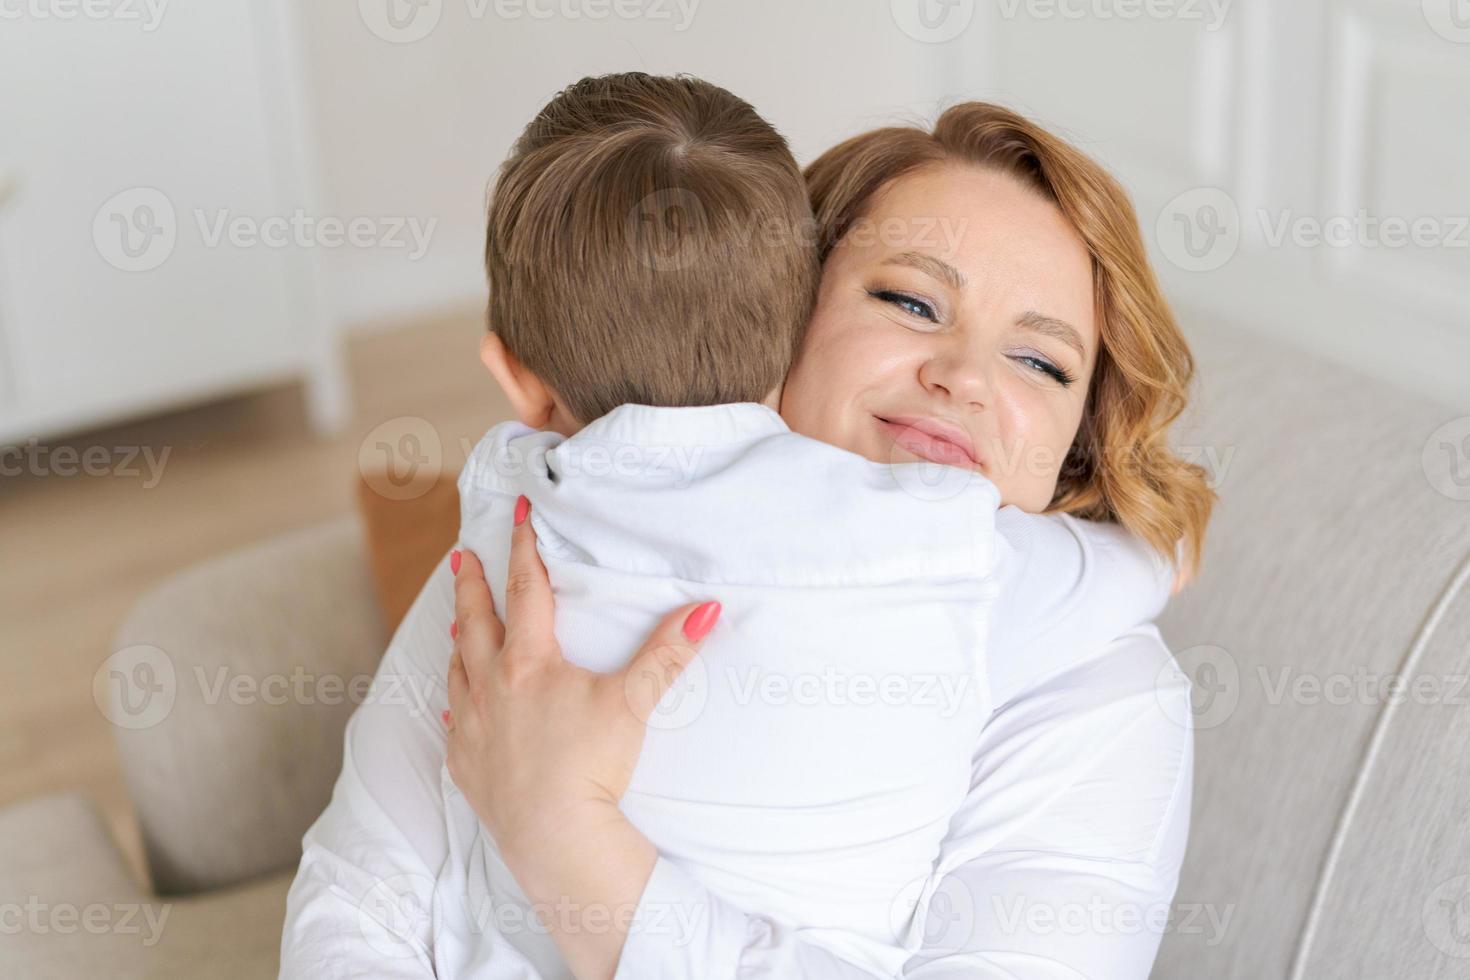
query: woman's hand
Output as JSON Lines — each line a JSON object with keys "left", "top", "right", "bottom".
{"left": 444, "top": 495, "right": 721, "bottom": 980}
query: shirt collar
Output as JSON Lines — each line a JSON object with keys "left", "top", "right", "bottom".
{"left": 569, "top": 402, "right": 789, "bottom": 446}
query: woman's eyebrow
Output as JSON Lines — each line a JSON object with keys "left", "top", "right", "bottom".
{"left": 882, "top": 251, "right": 966, "bottom": 290}
{"left": 1018, "top": 310, "right": 1086, "bottom": 357}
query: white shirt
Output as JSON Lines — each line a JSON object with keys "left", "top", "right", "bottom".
{"left": 280, "top": 403, "right": 1192, "bottom": 979}
{"left": 451, "top": 403, "right": 1006, "bottom": 978}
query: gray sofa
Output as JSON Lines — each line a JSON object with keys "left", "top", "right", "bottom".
{"left": 4, "top": 322, "right": 1469, "bottom": 978}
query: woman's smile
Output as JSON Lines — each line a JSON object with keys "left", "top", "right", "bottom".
{"left": 874, "top": 413, "right": 981, "bottom": 469}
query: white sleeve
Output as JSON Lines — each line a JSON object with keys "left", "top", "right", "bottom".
{"left": 278, "top": 554, "right": 457, "bottom": 979}
{"left": 614, "top": 628, "right": 1193, "bottom": 980}
{"left": 987, "top": 509, "right": 1175, "bottom": 707}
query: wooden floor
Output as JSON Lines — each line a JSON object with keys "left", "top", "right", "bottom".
{"left": 0, "top": 309, "right": 512, "bottom": 886}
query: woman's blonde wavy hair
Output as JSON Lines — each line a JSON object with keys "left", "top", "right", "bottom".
{"left": 804, "top": 102, "right": 1215, "bottom": 579}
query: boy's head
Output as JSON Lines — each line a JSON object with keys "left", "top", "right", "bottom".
{"left": 481, "top": 72, "right": 819, "bottom": 433}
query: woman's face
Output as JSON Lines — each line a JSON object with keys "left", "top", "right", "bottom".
{"left": 780, "top": 164, "right": 1100, "bottom": 512}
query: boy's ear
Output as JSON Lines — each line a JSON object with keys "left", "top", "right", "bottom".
{"left": 480, "top": 332, "right": 558, "bottom": 429}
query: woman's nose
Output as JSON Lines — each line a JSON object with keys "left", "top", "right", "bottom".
{"left": 918, "top": 341, "right": 992, "bottom": 408}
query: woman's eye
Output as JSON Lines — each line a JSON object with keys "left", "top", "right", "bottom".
{"left": 1013, "top": 354, "right": 1076, "bottom": 388}
{"left": 870, "top": 289, "right": 937, "bottom": 323}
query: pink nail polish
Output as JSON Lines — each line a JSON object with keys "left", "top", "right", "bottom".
{"left": 450, "top": 620, "right": 457, "bottom": 639}
{"left": 514, "top": 495, "right": 530, "bottom": 527}
{"left": 682, "top": 601, "right": 721, "bottom": 642}
{"left": 450, "top": 549, "right": 462, "bottom": 575}
{"left": 442, "top": 709, "right": 451, "bottom": 725}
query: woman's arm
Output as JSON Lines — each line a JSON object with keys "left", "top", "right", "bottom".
{"left": 444, "top": 503, "right": 721, "bottom": 980}
{"left": 279, "top": 557, "right": 456, "bottom": 978}
{"left": 611, "top": 627, "right": 1193, "bottom": 979}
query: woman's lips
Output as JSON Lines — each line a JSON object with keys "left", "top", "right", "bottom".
{"left": 876, "top": 415, "right": 980, "bottom": 468}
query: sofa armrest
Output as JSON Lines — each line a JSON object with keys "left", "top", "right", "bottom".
{"left": 0, "top": 790, "right": 294, "bottom": 978}
{"left": 107, "top": 516, "right": 388, "bottom": 895}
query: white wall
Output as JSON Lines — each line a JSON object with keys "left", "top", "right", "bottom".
{"left": 295, "top": 0, "right": 963, "bottom": 329}
{"left": 296, "top": 0, "right": 1468, "bottom": 410}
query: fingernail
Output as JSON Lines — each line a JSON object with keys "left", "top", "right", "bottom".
{"left": 450, "top": 620, "right": 457, "bottom": 639}
{"left": 441, "top": 709, "right": 451, "bottom": 725}
{"left": 450, "top": 549, "right": 462, "bottom": 575}
{"left": 514, "top": 495, "right": 530, "bottom": 527}
{"left": 682, "top": 600, "right": 721, "bottom": 642}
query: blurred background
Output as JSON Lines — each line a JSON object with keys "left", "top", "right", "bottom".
{"left": 0, "top": 0, "right": 1466, "bottom": 973}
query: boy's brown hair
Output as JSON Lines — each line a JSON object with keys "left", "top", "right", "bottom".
{"left": 485, "top": 72, "right": 819, "bottom": 423}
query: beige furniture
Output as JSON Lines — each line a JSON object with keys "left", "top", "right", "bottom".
{"left": 4, "top": 323, "right": 1469, "bottom": 977}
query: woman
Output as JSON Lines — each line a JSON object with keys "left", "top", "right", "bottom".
{"left": 443, "top": 103, "right": 1213, "bottom": 978}
{"left": 283, "top": 102, "right": 1213, "bottom": 979}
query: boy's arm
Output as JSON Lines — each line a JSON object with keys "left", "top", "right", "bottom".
{"left": 279, "top": 556, "right": 456, "bottom": 978}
